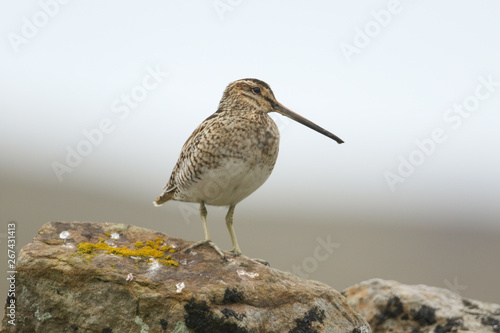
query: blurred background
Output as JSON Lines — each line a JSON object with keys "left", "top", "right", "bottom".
{"left": 1, "top": 0, "right": 499, "bottom": 321}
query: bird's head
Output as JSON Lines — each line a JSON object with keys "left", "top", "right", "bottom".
{"left": 220, "top": 78, "right": 344, "bottom": 144}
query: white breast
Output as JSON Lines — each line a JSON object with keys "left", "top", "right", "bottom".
{"left": 176, "top": 157, "right": 275, "bottom": 206}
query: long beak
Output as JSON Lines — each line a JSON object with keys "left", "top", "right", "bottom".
{"left": 274, "top": 102, "right": 344, "bottom": 144}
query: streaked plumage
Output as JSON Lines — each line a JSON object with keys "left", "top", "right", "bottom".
{"left": 154, "top": 78, "right": 343, "bottom": 260}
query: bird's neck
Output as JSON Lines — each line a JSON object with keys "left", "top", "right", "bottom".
{"left": 217, "top": 97, "right": 266, "bottom": 117}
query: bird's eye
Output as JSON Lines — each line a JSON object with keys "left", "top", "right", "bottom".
{"left": 252, "top": 87, "right": 261, "bottom": 94}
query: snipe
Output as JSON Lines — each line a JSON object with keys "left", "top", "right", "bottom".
{"left": 154, "top": 78, "right": 343, "bottom": 262}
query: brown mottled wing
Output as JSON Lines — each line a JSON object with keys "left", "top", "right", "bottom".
{"left": 154, "top": 113, "right": 219, "bottom": 206}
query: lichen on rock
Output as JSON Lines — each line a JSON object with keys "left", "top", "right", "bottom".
{"left": 344, "top": 279, "right": 500, "bottom": 333}
{"left": 76, "top": 234, "right": 178, "bottom": 267}
{"left": 1, "top": 221, "right": 370, "bottom": 333}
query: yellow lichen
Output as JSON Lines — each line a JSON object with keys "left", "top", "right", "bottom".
{"left": 78, "top": 242, "right": 109, "bottom": 254}
{"left": 104, "top": 233, "right": 111, "bottom": 237}
{"left": 158, "top": 258, "right": 179, "bottom": 267}
{"left": 76, "top": 237, "right": 179, "bottom": 267}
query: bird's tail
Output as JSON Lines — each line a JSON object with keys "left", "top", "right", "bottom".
{"left": 153, "top": 188, "right": 175, "bottom": 206}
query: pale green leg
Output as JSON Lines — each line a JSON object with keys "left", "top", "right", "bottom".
{"left": 200, "top": 201, "right": 210, "bottom": 241}
{"left": 225, "top": 204, "right": 241, "bottom": 255}
{"left": 185, "top": 201, "right": 227, "bottom": 261}
{"left": 226, "top": 204, "right": 268, "bottom": 265}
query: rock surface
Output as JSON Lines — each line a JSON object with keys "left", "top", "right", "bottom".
{"left": 343, "top": 279, "right": 500, "bottom": 333}
{"left": 1, "top": 221, "right": 371, "bottom": 333}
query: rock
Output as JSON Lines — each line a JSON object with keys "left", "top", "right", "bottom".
{"left": 1, "top": 221, "right": 371, "bottom": 333}
{"left": 343, "top": 278, "right": 500, "bottom": 333}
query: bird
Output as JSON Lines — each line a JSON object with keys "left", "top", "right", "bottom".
{"left": 154, "top": 78, "right": 343, "bottom": 262}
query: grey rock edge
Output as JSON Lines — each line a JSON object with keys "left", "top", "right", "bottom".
{"left": 1, "top": 221, "right": 371, "bottom": 333}
{"left": 344, "top": 279, "right": 500, "bottom": 333}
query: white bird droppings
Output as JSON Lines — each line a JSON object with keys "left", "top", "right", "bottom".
{"left": 148, "top": 259, "right": 160, "bottom": 272}
{"left": 59, "top": 231, "right": 70, "bottom": 239}
{"left": 126, "top": 273, "right": 134, "bottom": 282}
{"left": 237, "top": 269, "right": 259, "bottom": 279}
{"left": 176, "top": 282, "right": 185, "bottom": 293}
{"left": 180, "top": 259, "right": 196, "bottom": 266}
{"left": 110, "top": 233, "right": 120, "bottom": 240}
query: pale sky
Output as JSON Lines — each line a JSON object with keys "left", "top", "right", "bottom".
{"left": 2, "top": 0, "right": 499, "bottom": 228}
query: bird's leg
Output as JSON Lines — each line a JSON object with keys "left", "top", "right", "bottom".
{"left": 200, "top": 201, "right": 210, "bottom": 241}
{"left": 226, "top": 204, "right": 241, "bottom": 255}
{"left": 226, "top": 205, "right": 269, "bottom": 265}
{"left": 185, "top": 201, "right": 227, "bottom": 261}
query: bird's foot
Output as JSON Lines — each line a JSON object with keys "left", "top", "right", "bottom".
{"left": 231, "top": 251, "right": 269, "bottom": 266}
{"left": 229, "top": 249, "right": 241, "bottom": 257}
{"left": 251, "top": 258, "right": 270, "bottom": 266}
{"left": 185, "top": 240, "right": 227, "bottom": 261}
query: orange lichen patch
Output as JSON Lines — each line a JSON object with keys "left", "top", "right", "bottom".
{"left": 158, "top": 256, "right": 178, "bottom": 267}
{"left": 77, "top": 236, "right": 180, "bottom": 268}
{"left": 164, "top": 246, "right": 177, "bottom": 253}
{"left": 144, "top": 257, "right": 178, "bottom": 267}
{"left": 78, "top": 243, "right": 164, "bottom": 258}
{"left": 77, "top": 238, "right": 179, "bottom": 267}
{"left": 78, "top": 242, "right": 110, "bottom": 254}
{"left": 138, "top": 237, "right": 178, "bottom": 253}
